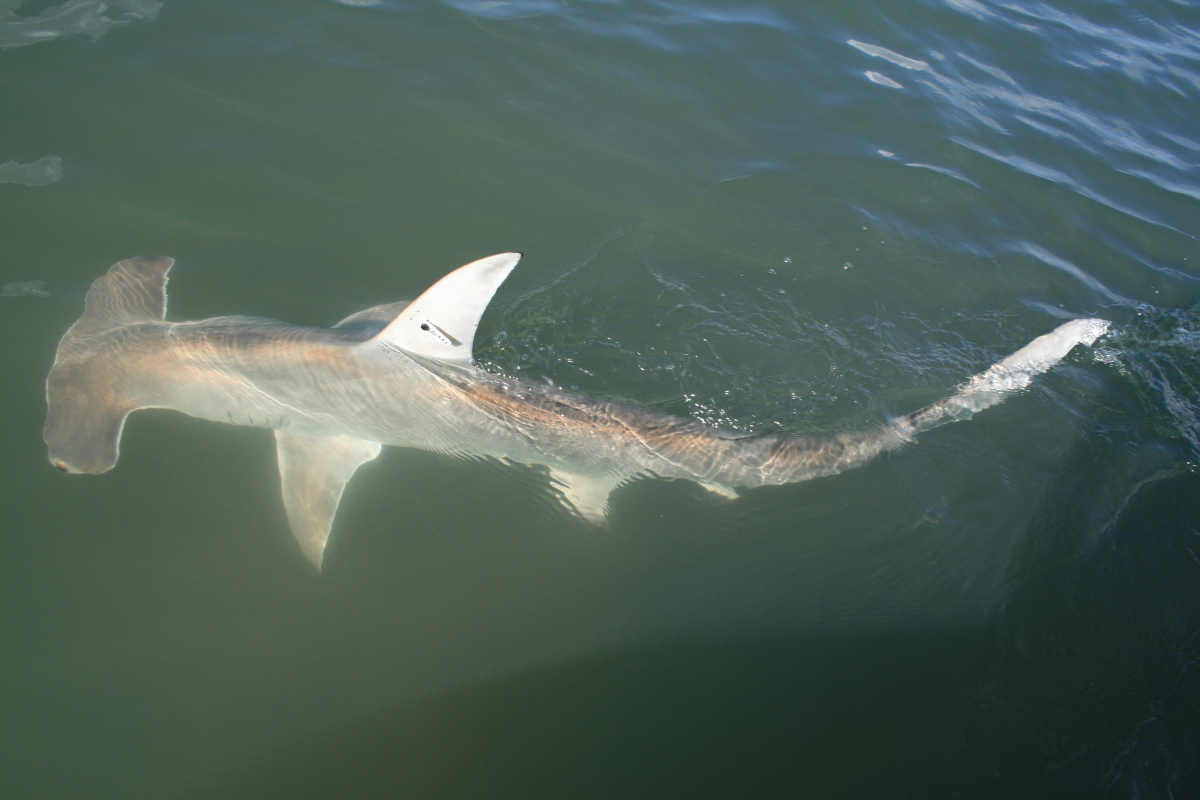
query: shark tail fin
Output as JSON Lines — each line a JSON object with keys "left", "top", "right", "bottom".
{"left": 898, "top": 318, "right": 1110, "bottom": 436}
{"left": 44, "top": 258, "right": 174, "bottom": 474}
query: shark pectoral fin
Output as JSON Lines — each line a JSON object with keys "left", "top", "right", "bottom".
{"left": 700, "top": 482, "right": 739, "bottom": 500}
{"left": 550, "top": 470, "right": 625, "bottom": 524}
{"left": 371, "top": 252, "right": 521, "bottom": 367}
{"left": 275, "top": 431, "right": 382, "bottom": 571}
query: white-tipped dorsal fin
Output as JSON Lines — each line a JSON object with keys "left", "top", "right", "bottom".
{"left": 371, "top": 252, "right": 521, "bottom": 366}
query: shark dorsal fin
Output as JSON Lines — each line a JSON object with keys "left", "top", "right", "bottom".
{"left": 371, "top": 252, "right": 520, "bottom": 366}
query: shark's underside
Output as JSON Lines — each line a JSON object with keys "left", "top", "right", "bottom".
{"left": 44, "top": 254, "right": 1109, "bottom": 569}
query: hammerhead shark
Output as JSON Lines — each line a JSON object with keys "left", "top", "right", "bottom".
{"left": 45, "top": 254, "right": 1109, "bottom": 570}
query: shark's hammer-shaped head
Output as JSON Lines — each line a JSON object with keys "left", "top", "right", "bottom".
{"left": 44, "top": 257, "right": 174, "bottom": 475}
{"left": 45, "top": 358, "right": 133, "bottom": 474}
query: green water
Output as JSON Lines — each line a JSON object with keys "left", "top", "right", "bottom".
{"left": 2, "top": 1, "right": 1200, "bottom": 797}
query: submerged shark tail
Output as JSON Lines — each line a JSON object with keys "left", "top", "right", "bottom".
{"left": 669, "top": 317, "right": 1110, "bottom": 491}
{"left": 895, "top": 317, "right": 1110, "bottom": 438}
{"left": 44, "top": 257, "right": 174, "bottom": 474}
{"left": 683, "top": 317, "right": 1111, "bottom": 490}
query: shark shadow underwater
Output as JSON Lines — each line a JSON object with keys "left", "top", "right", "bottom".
{"left": 44, "top": 254, "right": 1109, "bottom": 570}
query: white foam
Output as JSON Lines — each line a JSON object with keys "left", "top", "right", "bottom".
{"left": 0, "top": 156, "right": 62, "bottom": 186}
{"left": 2, "top": 280, "right": 49, "bottom": 297}
{"left": 848, "top": 40, "right": 930, "bottom": 72}
{"left": 866, "top": 71, "right": 904, "bottom": 89}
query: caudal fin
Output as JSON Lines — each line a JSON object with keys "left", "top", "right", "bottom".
{"left": 900, "top": 317, "right": 1110, "bottom": 435}
{"left": 44, "top": 257, "right": 174, "bottom": 474}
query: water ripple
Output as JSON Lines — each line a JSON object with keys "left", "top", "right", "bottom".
{"left": 954, "top": 137, "right": 1190, "bottom": 237}
{"left": 1019, "top": 242, "right": 1131, "bottom": 305}
{"left": 0, "top": 0, "right": 161, "bottom": 49}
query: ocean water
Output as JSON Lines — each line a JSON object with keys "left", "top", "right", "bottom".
{"left": 2, "top": 0, "right": 1199, "bottom": 797}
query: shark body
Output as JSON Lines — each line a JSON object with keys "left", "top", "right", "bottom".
{"left": 45, "top": 254, "right": 1109, "bottom": 569}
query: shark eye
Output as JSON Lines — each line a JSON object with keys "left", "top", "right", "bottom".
{"left": 55, "top": 461, "right": 69, "bottom": 473}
